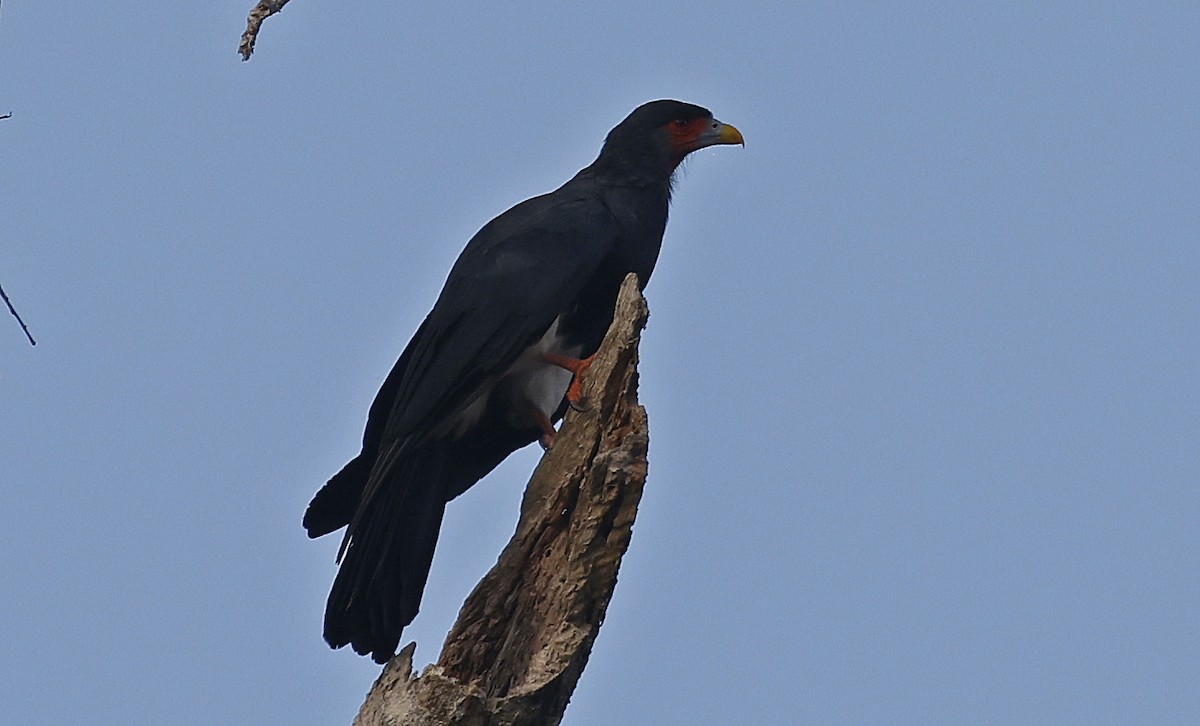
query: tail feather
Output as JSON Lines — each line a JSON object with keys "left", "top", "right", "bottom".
{"left": 303, "top": 452, "right": 372, "bottom": 539}
{"left": 322, "top": 445, "right": 449, "bottom": 663}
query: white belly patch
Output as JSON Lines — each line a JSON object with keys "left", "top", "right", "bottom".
{"left": 447, "top": 316, "right": 581, "bottom": 436}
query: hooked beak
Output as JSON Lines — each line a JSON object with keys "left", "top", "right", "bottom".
{"left": 694, "top": 118, "right": 744, "bottom": 150}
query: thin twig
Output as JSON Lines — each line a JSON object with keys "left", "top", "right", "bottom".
{"left": 0, "top": 113, "right": 11, "bottom": 121}
{"left": 0, "top": 282, "right": 35, "bottom": 346}
{"left": 239, "top": 0, "right": 293, "bottom": 61}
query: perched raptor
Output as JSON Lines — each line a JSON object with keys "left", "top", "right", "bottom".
{"left": 305, "top": 99, "right": 742, "bottom": 663}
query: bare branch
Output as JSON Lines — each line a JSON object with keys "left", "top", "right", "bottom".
{"left": 0, "top": 282, "right": 35, "bottom": 346}
{"left": 354, "top": 274, "right": 651, "bottom": 725}
{"left": 239, "top": 0, "right": 293, "bottom": 61}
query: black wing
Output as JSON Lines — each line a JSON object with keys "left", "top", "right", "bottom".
{"left": 345, "top": 184, "right": 621, "bottom": 537}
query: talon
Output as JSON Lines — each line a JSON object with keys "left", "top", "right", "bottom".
{"left": 528, "top": 402, "right": 558, "bottom": 450}
{"left": 543, "top": 352, "right": 597, "bottom": 409}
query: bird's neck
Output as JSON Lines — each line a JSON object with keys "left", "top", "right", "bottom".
{"left": 598, "top": 181, "right": 670, "bottom": 285}
{"left": 586, "top": 141, "right": 678, "bottom": 188}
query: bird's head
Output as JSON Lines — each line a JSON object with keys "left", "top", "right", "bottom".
{"left": 596, "top": 100, "right": 743, "bottom": 181}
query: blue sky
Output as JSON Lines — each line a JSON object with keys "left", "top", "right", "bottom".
{"left": 2, "top": 3, "right": 1197, "bottom": 724}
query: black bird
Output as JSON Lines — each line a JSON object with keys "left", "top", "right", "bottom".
{"left": 305, "top": 100, "right": 742, "bottom": 663}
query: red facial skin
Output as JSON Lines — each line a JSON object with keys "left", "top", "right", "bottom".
{"left": 667, "top": 117, "right": 713, "bottom": 166}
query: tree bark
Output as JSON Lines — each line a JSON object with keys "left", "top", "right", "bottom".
{"left": 239, "top": 0, "right": 293, "bottom": 60}
{"left": 354, "top": 273, "right": 651, "bottom": 726}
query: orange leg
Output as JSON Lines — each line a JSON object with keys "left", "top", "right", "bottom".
{"left": 542, "top": 352, "right": 597, "bottom": 409}
{"left": 527, "top": 402, "right": 558, "bottom": 450}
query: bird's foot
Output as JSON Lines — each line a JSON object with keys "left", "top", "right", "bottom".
{"left": 528, "top": 403, "right": 558, "bottom": 450}
{"left": 543, "top": 352, "right": 597, "bottom": 412}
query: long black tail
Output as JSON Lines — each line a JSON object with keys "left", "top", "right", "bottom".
{"left": 321, "top": 445, "right": 449, "bottom": 663}
{"left": 303, "top": 452, "right": 372, "bottom": 539}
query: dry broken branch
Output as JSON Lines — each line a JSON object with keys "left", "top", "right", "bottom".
{"left": 1, "top": 282, "right": 35, "bottom": 346}
{"left": 354, "top": 273, "right": 651, "bottom": 726}
{"left": 239, "top": 0, "right": 294, "bottom": 61}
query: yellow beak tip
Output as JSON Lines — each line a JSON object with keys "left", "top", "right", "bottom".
{"left": 720, "top": 123, "right": 745, "bottom": 146}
